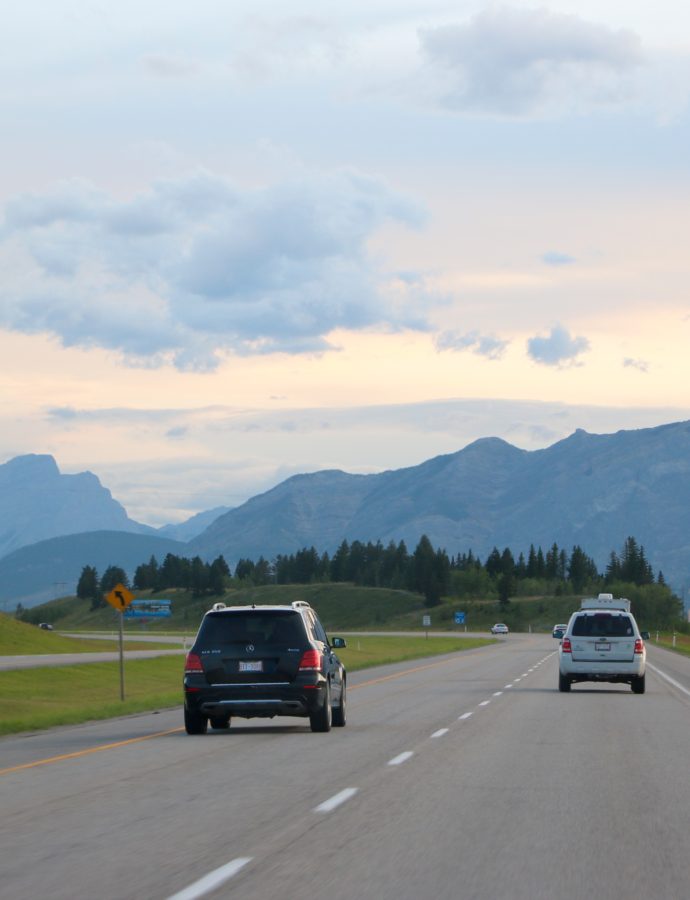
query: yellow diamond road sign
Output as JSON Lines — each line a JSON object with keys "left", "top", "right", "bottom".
{"left": 106, "top": 583, "right": 135, "bottom": 611}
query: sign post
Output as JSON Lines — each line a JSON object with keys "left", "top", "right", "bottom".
{"left": 105, "top": 583, "right": 135, "bottom": 700}
{"left": 422, "top": 614, "right": 431, "bottom": 639}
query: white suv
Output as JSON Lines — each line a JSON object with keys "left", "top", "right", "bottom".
{"left": 558, "top": 594, "right": 647, "bottom": 694}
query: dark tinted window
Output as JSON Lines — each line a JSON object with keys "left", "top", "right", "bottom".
{"left": 197, "top": 611, "right": 306, "bottom": 645}
{"left": 571, "top": 614, "right": 634, "bottom": 637}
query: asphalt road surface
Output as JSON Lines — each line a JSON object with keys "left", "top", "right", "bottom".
{"left": 2, "top": 634, "right": 690, "bottom": 900}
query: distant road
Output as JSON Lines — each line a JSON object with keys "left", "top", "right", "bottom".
{"left": 2, "top": 635, "right": 690, "bottom": 899}
{"left": 0, "top": 647, "right": 184, "bottom": 670}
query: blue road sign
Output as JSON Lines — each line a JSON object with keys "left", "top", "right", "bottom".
{"left": 454, "top": 611, "right": 466, "bottom": 625}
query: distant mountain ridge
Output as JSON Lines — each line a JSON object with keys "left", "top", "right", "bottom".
{"left": 188, "top": 421, "right": 690, "bottom": 592}
{"left": 4, "top": 420, "right": 690, "bottom": 608}
{"left": 0, "top": 454, "right": 154, "bottom": 559}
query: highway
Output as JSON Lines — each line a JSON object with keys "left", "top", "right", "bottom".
{"left": 2, "top": 634, "right": 690, "bottom": 900}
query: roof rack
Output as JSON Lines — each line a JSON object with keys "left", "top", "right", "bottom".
{"left": 291, "top": 600, "right": 311, "bottom": 609}
{"left": 211, "top": 602, "right": 227, "bottom": 611}
{"left": 580, "top": 593, "right": 630, "bottom": 612}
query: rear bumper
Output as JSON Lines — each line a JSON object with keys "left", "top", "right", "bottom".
{"left": 560, "top": 657, "right": 645, "bottom": 683}
{"left": 184, "top": 675, "right": 328, "bottom": 719}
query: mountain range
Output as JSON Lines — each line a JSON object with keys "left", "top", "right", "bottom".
{"left": 3, "top": 420, "right": 690, "bottom": 608}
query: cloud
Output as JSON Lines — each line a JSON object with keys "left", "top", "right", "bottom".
{"left": 0, "top": 170, "right": 430, "bottom": 370}
{"left": 623, "top": 357, "right": 649, "bottom": 373}
{"left": 435, "top": 330, "right": 508, "bottom": 360}
{"left": 419, "top": 6, "right": 644, "bottom": 116}
{"left": 542, "top": 251, "right": 576, "bottom": 266}
{"left": 526, "top": 324, "right": 590, "bottom": 366}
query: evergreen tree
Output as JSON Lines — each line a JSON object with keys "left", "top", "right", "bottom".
{"left": 77, "top": 565, "right": 100, "bottom": 601}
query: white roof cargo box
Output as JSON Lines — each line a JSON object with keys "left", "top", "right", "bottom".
{"left": 580, "top": 593, "right": 631, "bottom": 612}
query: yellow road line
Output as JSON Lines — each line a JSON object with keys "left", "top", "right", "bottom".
{"left": 0, "top": 727, "right": 183, "bottom": 776}
{"left": 1, "top": 653, "right": 472, "bottom": 776}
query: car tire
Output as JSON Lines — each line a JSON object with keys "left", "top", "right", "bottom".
{"left": 184, "top": 707, "right": 208, "bottom": 735}
{"left": 209, "top": 715, "right": 231, "bottom": 729}
{"left": 631, "top": 674, "right": 646, "bottom": 694}
{"left": 332, "top": 680, "right": 347, "bottom": 727}
{"left": 310, "top": 681, "right": 332, "bottom": 733}
{"left": 558, "top": 672, "right": 571, "bottom": 693}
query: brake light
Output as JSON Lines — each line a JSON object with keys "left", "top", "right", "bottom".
{"left": 634, "top": 638, "right": 645, "bottom": 654}
{"left": 298, "top": 649, "right": 322, "bottom": 671}
{"left": 184, "top": 652, "right": 204, "bottom": 673}
{"left": 561, "top": 638, "right": 572, "bottom": 654}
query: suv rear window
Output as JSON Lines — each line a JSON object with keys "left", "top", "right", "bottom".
{"left": 197, "top": 610, "right": 306, "bottom": 645}
{"left": 571, "top": 613, "right": 634, "bottom": 638}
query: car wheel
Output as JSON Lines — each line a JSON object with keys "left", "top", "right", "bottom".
{"left": 631, "top": 674, "right": 646, "bottom": 694}
{"left": 310, "top": 681, "right": 332, "bottom": 733}
{"left": 558, "top": 672, "right": 571, "bottom": 693}
{"left": 332, "top": 680, "right": 347, "bottom": 727}
{"left": 209, "top": 715, "right": 231, "bottom": 729}
{"left": 184, "top": 707, "right": 208, "bottom": 735}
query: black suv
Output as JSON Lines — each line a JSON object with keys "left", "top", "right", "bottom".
{"left": 183, "top": 601, "right": 347, "bottom": 734}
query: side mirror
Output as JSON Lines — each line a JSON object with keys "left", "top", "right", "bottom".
{"left": 331, "top": 636, "right": 347, "bottom": 649}
{"left": 640, "top": 631, "right": 650, "bottom": 641}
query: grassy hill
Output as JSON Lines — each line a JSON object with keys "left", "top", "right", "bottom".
{"left": 0, "top": 613, "right": 175, "bottom": 654}
{"left": 17, "top": 582, "right": 586, "bottom": 635}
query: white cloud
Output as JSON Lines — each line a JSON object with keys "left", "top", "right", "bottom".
{"left": 527, "top": 324, "right": 590, "bottom": 366}
{"left": 0, "top": 170, "right": 431, "bottom": 370}
{"left": 419, "top": 6, "right": 644, "bottom": 116}
{"left": 435, "top": 330, "right": 509, "bottom": 360}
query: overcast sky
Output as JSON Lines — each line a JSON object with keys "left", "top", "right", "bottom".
{"left": 2, "top": 1, "right": 689, "bottom": 525}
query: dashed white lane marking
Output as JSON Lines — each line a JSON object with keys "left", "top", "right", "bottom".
{"left": 493, "top": 691, "right": 503, "bottom": 697}
{"left": 431, "top": 728, "right": 449, "bottom": 738}
{"left": 647, "top": 663, "right": 690, "bottom": 700}
{"left": 514, "top": 678, "right": 521, "bottom": 682}
{"left": 478, "top": 700, "right": 491, "bottom": 707}
{"left": 522, "top": 673, "right": 529, "bottom": 677}
{"left": 459, "top": 712, "right": 473, "bottom": 720}
{"left": 314, "top": 787, "right": 359, "bottom": 813}
{"left": 389, "top": 751, "right": 414, "bottom": 766}
{"left": 167, "top": 858, "right": 253, "bottom": 900}
{"left": 505, "top": 684, "right": 513, "bottom": 689}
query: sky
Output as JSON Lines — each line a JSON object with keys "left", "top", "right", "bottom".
{"left": 1, "top": 0, "right": 689, "bottom": 526}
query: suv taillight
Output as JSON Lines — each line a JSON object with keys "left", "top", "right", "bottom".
{"left": 561, "top": 638, "right": 572, "bottom": 654}
{"left": 184, "top": 652, "right": 204, "bottom": 673}
{"left": 634, "top": 638, "right": 645, "bottom": 654}
{"left": 298, "top": 649, "right": 322, "bottom": 671}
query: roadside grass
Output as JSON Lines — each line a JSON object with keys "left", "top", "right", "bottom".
{"left": 651, "top": 632, "right": 690, "bottom": 658}
{"left": 0, "top": 613, "right": 177, "bottom": 655}
{"left": 0, "top": 634, "right": 492, "bottom": 736}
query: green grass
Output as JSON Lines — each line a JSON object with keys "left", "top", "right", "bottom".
{"left": 650, "top": 631, "right": 690, "bottom": 658}
{"left": 0, "top": 634, "right": 491, "bottom": 736}
{"left": 0, "top": 656, "right": 183, "bottom": 736}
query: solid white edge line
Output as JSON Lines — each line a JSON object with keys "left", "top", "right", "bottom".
{"left": 167, "top": 857, "right": 253, "bottom": 900}
{"left": 647, "top": 663, "right": 690, "bottom": 699}
{"left": 431, "top": 728, "right": 449, "bottom": 738}
{"left": 314, "top": 787, "right": 359, "bottom": 813}
{"left": 459, "top": 712, "right": 473, "bottom": 720}
{"left": 388, "top": 751, "right": 414, "bottom": 766}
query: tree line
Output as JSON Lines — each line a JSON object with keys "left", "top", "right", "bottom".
{"left": 73, "top": 533, "right": 672, "bottom": 613}
{"left": 76, "top": 554, "right": 231, "bottom": 609}
{"left": 236, "top": 534, "right": 665, "bottom": 607}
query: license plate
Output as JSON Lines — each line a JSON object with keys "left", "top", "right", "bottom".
{"left": 595, "top": 642, "right": 610, "bottom": 652}
{"left": 239, "top": 660, "right": 263, "bottom": 672}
